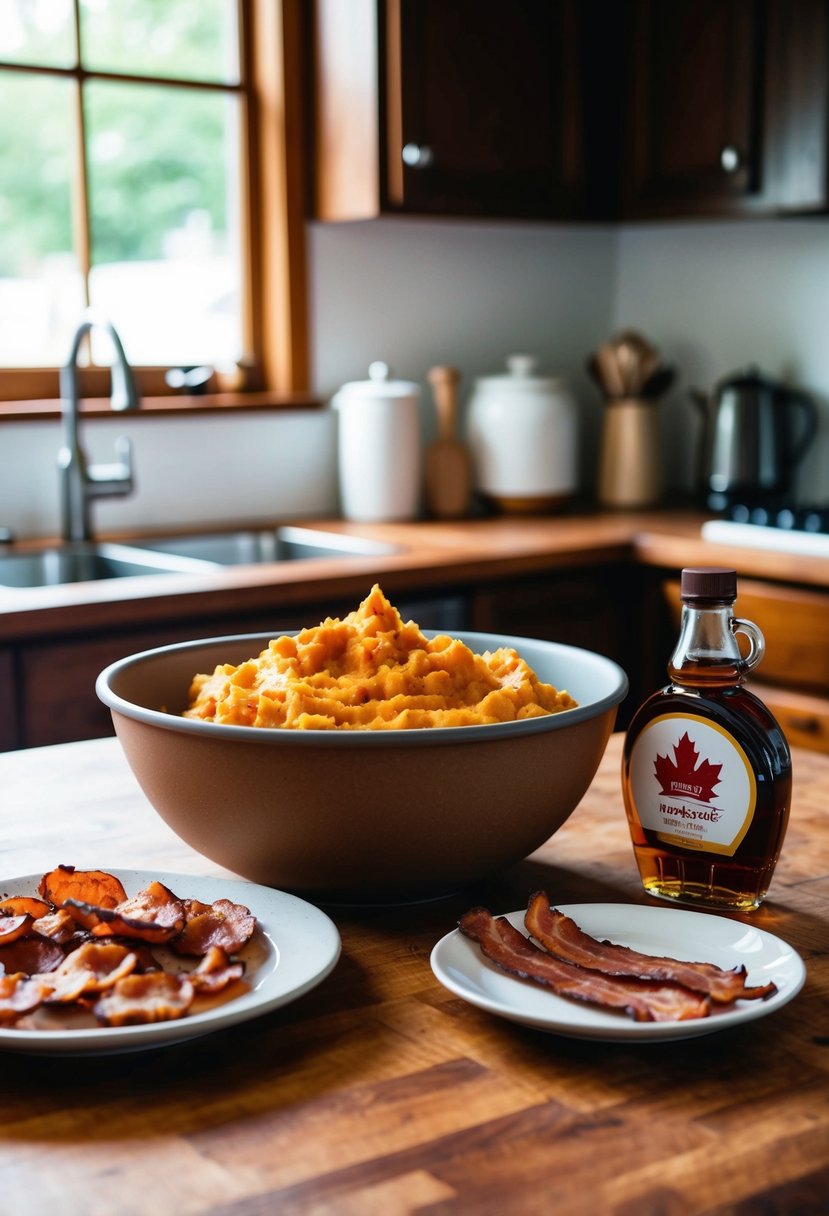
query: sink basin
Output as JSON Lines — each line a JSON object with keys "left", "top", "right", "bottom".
{"left": 127, "top": 525, "right": 401, "bottom": 565}
{"left": 0, "top": 528, "right": 401, "bottom": 588}
{"left": 0, "top": 542, "right": 219, "bottom": 589}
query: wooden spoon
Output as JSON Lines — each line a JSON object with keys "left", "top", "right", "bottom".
{"left": 594, "top": 342, "right": 626, "bottom": 398}
{"left": 425, "top": 365, "right": 471, "bottom": 518}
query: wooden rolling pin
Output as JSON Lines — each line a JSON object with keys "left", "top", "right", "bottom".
{"left": 425, "top": 364, "right": 472, "bottom": 518}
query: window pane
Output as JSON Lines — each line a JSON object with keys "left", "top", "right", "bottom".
{"left": 79, "top": 0, "right": 239, "bottom": 84}
{"left": 0, "top": 0, "right": 75, "bottom": 68}
{"left": 0, "top": 72, "right": 84, "bottom": 366}
{"left": 85, "top": 79, "right": 243, "bottom": 367}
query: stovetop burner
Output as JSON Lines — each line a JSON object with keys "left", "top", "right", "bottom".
{"left": 725, "top": 501, "right": 829, "bottom": 533}
{"left": 700, "top": 501, "right": 829, "bottom": 557}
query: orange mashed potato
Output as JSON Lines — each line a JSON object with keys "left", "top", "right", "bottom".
{"left": 184, "top": 584, "right": 577, "bottom": 730}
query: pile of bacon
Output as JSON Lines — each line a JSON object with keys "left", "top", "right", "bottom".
{"left": 0, "top": 866, "right": 257, "bottom": 1030}
{"left": 459, "top": 892, "right": 778, "bottom": 1022}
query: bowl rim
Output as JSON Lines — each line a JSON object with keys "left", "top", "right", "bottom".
{"left": 96, "top": 629, "right": 629, "bottom": 749}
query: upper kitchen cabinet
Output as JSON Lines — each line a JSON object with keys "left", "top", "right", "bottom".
{"left": 311, "top": 0, "right": 829, "bottom": 225}
{"left": 311, "top": 0, "right": 620, "bottom": 222}
{"left": 622, "top": 0, "right": 829, "bottom": 219}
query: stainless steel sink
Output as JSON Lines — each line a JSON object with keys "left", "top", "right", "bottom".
{"left": 0, "top": 542, "right": 219, "bottom": 589}
{"left": 127, "top": 525, "right": 401, "bottom": 565}
{"left": 0, "top": 528, "right": 400, "bottom": 588}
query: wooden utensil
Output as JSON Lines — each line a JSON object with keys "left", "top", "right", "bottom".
{"left": 594, "top": 341, "right": 626, "bottom": 398}
{"left": 425, "top": 364, "right": 471, "bottom": 518}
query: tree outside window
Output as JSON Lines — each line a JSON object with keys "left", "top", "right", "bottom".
{"left": 0, "top": 0, "right": 266, "bottom": 393}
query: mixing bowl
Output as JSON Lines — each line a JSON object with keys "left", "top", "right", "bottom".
{"left": 96, "top": 630, "right": 628, "bottom": 903}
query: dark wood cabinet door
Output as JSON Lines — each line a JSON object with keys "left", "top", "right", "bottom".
{"left": 624, "top": 0, "right": 765, "bottom": 217}
{"left": 761, "top": 0, "right": 829, "bottom": 212}
{"left": 311, "top": 0, "right": 828, "bottom": 223}
{"left": 381, "top": 0, "right": 587, "bottom": 219}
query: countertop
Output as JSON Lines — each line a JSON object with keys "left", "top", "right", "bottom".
{"left": 1, "top": 733, "right": 826, "bottom": 1214}
{"left": 1, "top": 509, "right": 826, "bottom": 641}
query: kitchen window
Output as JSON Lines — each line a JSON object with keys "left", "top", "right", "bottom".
{"left": 0, "top": 0, "right": 308, "bottom": 410}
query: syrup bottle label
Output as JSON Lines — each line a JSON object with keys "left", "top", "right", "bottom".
{"left": 628, "top": 713, "right": 757, "bottom": 856}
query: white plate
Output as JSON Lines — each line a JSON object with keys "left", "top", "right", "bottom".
{"left": 0, "top": 869, "right": 341, "bottom": 1055}
{"left": 430, "top": 903, "right": 806, "bottom": 1042}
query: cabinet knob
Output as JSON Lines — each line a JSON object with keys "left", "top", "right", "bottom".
{"left": 402, "top": 142, "right": 434, "bottom": 169}
{"left": 720, "top": 145, "right": 741, "bottom": 173}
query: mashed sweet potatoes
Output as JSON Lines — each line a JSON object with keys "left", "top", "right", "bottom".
{"left": 184, "top": 584, "right": 577, "bottom": 730}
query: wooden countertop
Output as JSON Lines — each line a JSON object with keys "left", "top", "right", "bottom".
{"left": 1, "top": 733, "right": 826, "bottom": 1213}
{"left": 0, "top": 509, "right": 825, "bottom": 640}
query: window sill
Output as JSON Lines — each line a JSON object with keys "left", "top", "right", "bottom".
{"left": 0, "top": 391, "right": 323, "bottom": 423}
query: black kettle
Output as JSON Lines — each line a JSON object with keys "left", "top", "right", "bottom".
{"left": 691, "top": 368, "right": 818, "bottom": 509}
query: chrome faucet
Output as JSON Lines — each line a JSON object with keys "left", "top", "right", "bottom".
{"left": 58, "top": 312, "right": 140, "bottom": 542}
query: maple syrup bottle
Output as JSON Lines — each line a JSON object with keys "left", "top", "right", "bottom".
{"left": 622, "top": 567, "right": 792, "bottom": 911}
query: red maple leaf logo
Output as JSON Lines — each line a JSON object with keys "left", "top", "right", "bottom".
{"left": 654, "top": 731, "right": 722, "bottom": 802}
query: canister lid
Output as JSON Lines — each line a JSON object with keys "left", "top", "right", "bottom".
{"left": 332, "top": 361, "right": 420, "bottom": 402}
{"left": 473, "top": 354, "right": 565, "bottom": 390}
{"left": 680, "top": 567, "right": 737, "bottom": 601}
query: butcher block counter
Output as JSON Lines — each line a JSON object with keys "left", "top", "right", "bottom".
{"left": 1, "top": 733, "right": 826, "bottom": 1215}
{"left": 2, "top": 510, "right": 828, "bottom": 751}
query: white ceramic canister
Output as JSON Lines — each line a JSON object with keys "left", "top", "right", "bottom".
{"left": 466, "top": 354, "right": 578, "bottom": 513}
{"left": 331, "top": 361, "right": 422, "bottom": 522}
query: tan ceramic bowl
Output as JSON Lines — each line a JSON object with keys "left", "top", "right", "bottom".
{"left": 96, "top": 631, "right": 628, "bottom": 903}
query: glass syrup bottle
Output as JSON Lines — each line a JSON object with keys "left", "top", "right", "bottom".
{"left": 622, "top": 566, "right": 792, "bottom": 911}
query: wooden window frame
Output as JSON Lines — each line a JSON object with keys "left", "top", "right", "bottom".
{"left": 0, "top": 0, "right": 311, "bottom": 417}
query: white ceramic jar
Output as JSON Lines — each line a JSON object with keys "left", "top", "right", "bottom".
{"left": 331, "top": 361, "right": 422, "bottom": 522}
{"left": 466, "top": 354, "right": 578, "bottom": 513}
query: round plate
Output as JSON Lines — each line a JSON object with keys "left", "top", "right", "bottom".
{"left": 430, "top": 903, "right": 806, "bottom": 1042}
{"left": 0, "top": 869, "right": 341, "bottom": 1055}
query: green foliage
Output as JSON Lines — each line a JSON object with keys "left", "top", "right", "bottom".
{"left": 0, "top": 0, "right": 235, "bottom": 274}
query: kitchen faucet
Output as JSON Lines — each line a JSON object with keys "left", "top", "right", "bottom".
{"left": 58, "top": 312, "right": 140, "bottom": 542}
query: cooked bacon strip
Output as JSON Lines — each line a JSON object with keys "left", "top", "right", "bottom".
{"left": 174, "top": 898, "right": 256, "bottom": 956}
{"left": 0, "top": 973, "right": 47, "bottom": 1024}
{"left": 0, "top": 896, "right": 51, "bottom": 919}
{"left": 524, "top": 893, "right": 777, "bottom": 1004}
{"left": 187, "top": 946, "right": 245, "bottom": 994}
{"left": 42, "top": 942, "right": 138, "bottom": 1003}
{"left": 93, "top": 971, "right": 195, "bottom": 1025}
{"left": 31, "top": 908, "right": 78, "bottom": 944}
{"left": 104, "top": 881, "right": 185, "bottom": 938}
{"left": 64, "top": 881, "right": 186, "bottom": 943}
{"left": 0, "top": 935, "right": 66, "bottom": 977}
{"left": 0, "top": 914, "right": 33, "bottom": 946}
{"left": 126, "top": 942, "right": 163, "bottom": 972}
{"left": 2, "top": 868, "right": 261, "bottom": 1033}
{"left": 459, "top": 907, "right": 710, "bottom": 1023}
{"left": 38, "top": 866, "right": 128, "bottom": 910}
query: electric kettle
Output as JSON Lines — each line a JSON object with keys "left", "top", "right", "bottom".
{"left": 691, "top": 368, "right": 818, "bottom": 509}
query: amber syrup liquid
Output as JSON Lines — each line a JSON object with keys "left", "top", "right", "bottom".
{"left": 622, "top": 658, "right": 792, "bottom": 911}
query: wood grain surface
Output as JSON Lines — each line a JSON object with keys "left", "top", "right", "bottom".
{"left": 1, "top": 734, "right": 827, "bottom": 1216}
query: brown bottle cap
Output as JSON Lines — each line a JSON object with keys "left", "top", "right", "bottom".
{"left": 681, "top": 566, "right": 737, "bottom": 601}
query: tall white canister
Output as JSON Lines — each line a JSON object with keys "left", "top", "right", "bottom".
{"left": 331, "top": 361, "right": 422, "bottom": 521}
{"left": 467, "top": 354, "right": 578, "bottom": 513}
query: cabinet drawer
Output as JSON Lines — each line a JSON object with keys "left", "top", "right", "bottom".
{"left": 751, "top": 682, "right": 829, "bottom": 754}
{"left": 734, "top": 580, "right": 829, "bottom": 694}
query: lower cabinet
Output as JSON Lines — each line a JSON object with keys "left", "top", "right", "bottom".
{"left": 470, "top": 563, "right": 651, "bottom": 729}
{"left": 0, "top": 646, "right": 19, "bottom": 751}
{"left": 12, "top": 590, "right": 472, "bottom": 750}
{"left": 18, "top": 611, "right": 304, "bottom": 749}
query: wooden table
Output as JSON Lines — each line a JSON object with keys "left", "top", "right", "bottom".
{"left": 1, "top": 734, "right": 827, "bottom": 1215}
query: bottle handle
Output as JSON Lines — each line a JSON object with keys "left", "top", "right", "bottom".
{"left": 732, "top": 618, "right": 765, "bottom": 674}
